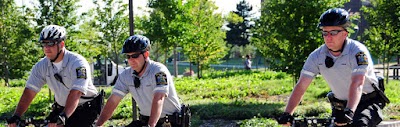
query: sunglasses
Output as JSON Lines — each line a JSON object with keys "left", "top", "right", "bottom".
{"left": 322, "top": 30, "right": 344, "bottom": 36}
{"left": 325, "top": 56, "right": 334, "bottom": 68}
{"left": 126, "top": 53, "right": 142, "bottom": 59}
{"left": 40, "top": 41, "right": 59, "bottom": 47}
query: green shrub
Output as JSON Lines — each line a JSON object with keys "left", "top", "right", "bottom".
{"left": 9, "top": 79, "right": 26, "bottom": 87}
{"left": 1, "top": 70, "right": 399, "bottom": 126}
{"left": 240, "top": 117, "right": 283, "bottom": 127}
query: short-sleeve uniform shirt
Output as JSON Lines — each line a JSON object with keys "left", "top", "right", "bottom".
{"left": 26, "top": 50, "right": 98, "bottom": 106}
{"left": 112, "top": 60, "right": 181, "bottom": 116}
{"left": 301, "top": 39, "right": 377, "bottom": 100}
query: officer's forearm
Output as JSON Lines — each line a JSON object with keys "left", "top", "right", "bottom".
{"left": 347, "top": 75, "right": 365, "bottom": 111}
{"left": 96, "top": 94, "right": 122, "bottom": 126}
{"left": 14, "top": 88, "right": 37, "bottom": 116}
{"left": 149, "top": 93, "right": 165, "bottom": 127}
{"left": 64, "top": 90, "right": 82, "bottom": 117}
{"left": 285, "top": 76, "right": 312, "bottom": 114}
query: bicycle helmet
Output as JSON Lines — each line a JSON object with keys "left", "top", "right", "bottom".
{"left": 121, "top": 35, "right": 151, "bottom": 53}
{"left": 39, "top": 25, "right": 67, "bottom": 42}
{"left": 318, "top": 8, "right": 350, "bottom": 28}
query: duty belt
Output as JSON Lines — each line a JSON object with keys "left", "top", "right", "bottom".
{"left": 139, "top": 114, "right": 170, "bottom": 124}
{"left": 360, "top": 91, "right": 378, "bottom": 102}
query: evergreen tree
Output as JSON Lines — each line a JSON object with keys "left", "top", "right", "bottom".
{"left": 225, "top": 0, "right": 254, "bottom": 46}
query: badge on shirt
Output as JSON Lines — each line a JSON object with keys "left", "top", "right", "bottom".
{"left": 76, "top": 67, "right": 87, "bottom": 79}
{"left": 356, "top": 52, "right": 368, "bottom": 66}
{"left": 155, "top": 72, "right": 168, "bottom": 86}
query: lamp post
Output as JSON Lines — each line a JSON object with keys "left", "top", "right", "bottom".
{"left": 129, "top": 0, "right": 138, "bottom": 121}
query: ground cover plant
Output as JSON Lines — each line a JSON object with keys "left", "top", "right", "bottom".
{"left": 1, "top": 69, "right": 399, "bottom": 126}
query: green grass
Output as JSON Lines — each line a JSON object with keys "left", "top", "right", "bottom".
{"left": 1, "top": 70, "right": 399, "bottom": 126}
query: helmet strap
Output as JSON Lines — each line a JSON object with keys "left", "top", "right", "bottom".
{"left": 328, "top": 40, "right": 346, "bottom": 53}
{"left": 134, "top": 54, "right": 147, "bottom": 75}
{"left": 51, "top": 43, "right": 63, "bottom": 62}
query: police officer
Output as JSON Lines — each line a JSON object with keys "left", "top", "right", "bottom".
{"left": 277, "top": 8, "right": 386, "bottom": 126}
{"left": 95, "top": 35, "right": 181, "bottom": 127}
{"left": 7, "top": 25, "right": 100, "bottom": 127}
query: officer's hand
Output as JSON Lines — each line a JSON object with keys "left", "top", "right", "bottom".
{"left": 277, "top": 112, "right": 294, "bottom": 125}
{"left": 7, "top": 115, "right": 21, "bottom": 127}
{"left": 334, "top": 108, "right": 354, "bottom": 126}
{"left": 49, "top": 112, "right": 68, "bottom": 126}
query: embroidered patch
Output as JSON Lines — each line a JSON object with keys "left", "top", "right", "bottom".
{"left": 155, "top": 72, "right": 168, "bottom": 86}
{"left": 356, "top": 52, "right": 368, "bottom": 66}
{"left": 76, "top": 67, "right": 87, "bottom": 79}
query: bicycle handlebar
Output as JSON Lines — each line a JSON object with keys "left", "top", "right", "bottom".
{"left": 292, "top": 117, "right": 334, "bottom": 127}
{"left": 7, "top": 117, "right": 49, "bottom": 127}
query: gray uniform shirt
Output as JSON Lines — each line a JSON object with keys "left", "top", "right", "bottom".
{"left": 112, "top": 60, "right": 181, "bottom": 117}
{"left": 26, "top": 50, "right": 98, "bottom": 106}
{"left": 301, "top": 38, "right": 377, "bottom": 100}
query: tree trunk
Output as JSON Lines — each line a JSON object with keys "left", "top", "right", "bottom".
{"left": 173, "top": 45, "right": 178, "bottom": 77}
{"left": 114, "top": 51, "right": 119, "bottom": 77}
{"left": 4, "top": 61, "right": 9, "bottom": 87}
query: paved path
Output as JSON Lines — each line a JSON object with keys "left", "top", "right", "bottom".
{"left": 378, "top": 120, "right": 400, "bottom": 127}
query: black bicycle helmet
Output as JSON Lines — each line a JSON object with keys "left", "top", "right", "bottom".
{"left": 39, "top": 25, "right": 67, "bottom": 42}
{"left": 121, "top": 35, "right": 150, "bottom": 53}
{"left": 318, "top": 8, "right": 349, "bottom": 28}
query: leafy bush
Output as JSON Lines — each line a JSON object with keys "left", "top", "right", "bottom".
{"left": 240, "top": 117, "right": 283, "bottom": 127}
{"left": 9, "top": 79, "right": 26, "bottom": 87}
{"left": 1, "top": 70, "right": 399, "bottom": 126}
{"left": 0, "top": 87, "right": 52, "bottom": 120}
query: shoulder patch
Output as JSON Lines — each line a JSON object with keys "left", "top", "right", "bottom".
{"left": 155, "top": 72, "right": 168, "bottom": 86}
{"left": 76, "top": 67, "right": 87, "bottom": 79}
{"left": 356, "top": 52, "right": 368, "bottom": 66}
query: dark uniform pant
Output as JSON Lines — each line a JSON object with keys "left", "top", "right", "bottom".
{"left": 47, "top": 95, "right": 103, "bottom": 127}
{"left": 332, "top": 91, "right": 385, "bottom": 127}
{"left": 126, "top": 114, "right": 179, "bottom": 127}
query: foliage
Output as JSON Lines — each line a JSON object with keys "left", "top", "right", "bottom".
{"left": 0, "top": 87, "right": 52, "bottom": 120}
{"left": 0, "top": 0, "right": 40, "bottom": 81}
{"left": 180, "top": 0, "right": 228, "bottom": 78}
{"left": 33, "top": 0, "right": 99, "bottom": 59}
{"left": 229, "top": 44, "right": 258, "bottom": 59}
{"left": 252, "top": 0, "right": 349, "bottom": 78}
{"left": 141, "top": 0, "right": 186, "bottom": 76}
{"left": 34, "top": 0, "right": 80, "bottom": 29}
{"left": 361, "top": 0, "right": 400, "bottom": 80}
{"left": 240, "top": 117, "right": 282, "bottom": 127}
{"left": 1, "top": 70, "right": 400, "bottom": 126}
{"left": 226, "top": 0, "right": 255, "bottom": 46}
{"left": 92, "top": 0, "right": 129, "bottom": 68}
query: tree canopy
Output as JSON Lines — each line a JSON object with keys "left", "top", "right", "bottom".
{"left": 226, "top": 0, "right": 255, "bottom": 47}
{"left": 0, "top": 0, "right": 39, "bottom": 85}
{"left": 361, "top": 0, "right": 400, "bottom": 81}
{"left": 252, "top": 0, "right": 349, "bottom": 78}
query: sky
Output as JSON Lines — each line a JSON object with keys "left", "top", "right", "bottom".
{"left": 15, "top": 0, "right": 261, "bottom": 18}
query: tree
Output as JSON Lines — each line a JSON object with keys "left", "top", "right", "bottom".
{"left": 141, "top": 0, "right": 187, "bottom": 77}
{"left": 0, "top": 0, "right": 39, "bottom": 85}
{"left": 92, "top": 0, "right": 129, "bottom": 74}
{"left": 182, "top": 0, "right": 228, "bottom": 78}
{"left": 33, "top": 0, "right": 102, "bottom": 60}
{"left": 361, "top": 0, "right": 400, "bottom": 83}
{"left": 252, "top": 0, "right": 349, "bottom": 78}
{"left": 226, "top": 0, "right": 254, "bottom": 46}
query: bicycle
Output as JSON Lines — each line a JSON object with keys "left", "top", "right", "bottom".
{"left": 6, "top": 117, "right": 48, "bottom": 127}
{"left": 292, "top": 117, "right": 334, "bottom": 127}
